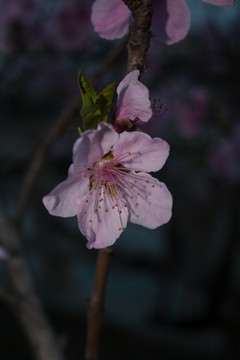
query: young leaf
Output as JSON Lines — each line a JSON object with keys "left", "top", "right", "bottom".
{"left": 78, "top": 71, "right": 115, "bottom": 131}
{"left": 78, "top": 72, "right": 100, "bottom": 130}
{"left": 99, "top": 82, "right": 115, "bottom": 123}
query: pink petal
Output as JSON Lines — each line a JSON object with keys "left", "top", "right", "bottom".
{"left": 116, "top": 70, "right": 152, "bottom": 124}
{"left": 73, "top": 122, "right": 119, "bottom": 172}
{"left": 203, "top": 0, "right": 235, "bottom": 6}
{"left": 91, "top": 0, "right": 131, "bottom": 40}
{"left": 113, "top": 130, "right": 170, "bottom": 172}
{"left": 152, "top": 0, "right": 191, "bottom": 45}
{"left": 42, "top": 174, "right": 89, "bottom": 217}
{"left": 128, "top": 173, "right": 172, "bottom": 228}
{"left": 77, "top": 189, "right": 128, "bottom": 249}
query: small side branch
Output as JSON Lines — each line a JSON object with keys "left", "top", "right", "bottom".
{"left": 85, "top": 247, "right": 113, "bottom": 360}
{"left": 124, "top": 0, "right": 153, "bottom": 74}
{"left": 0, "top": 203, "right": 64, "bottom": 360}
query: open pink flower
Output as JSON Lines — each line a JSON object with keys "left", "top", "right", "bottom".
{"left": 91, "top": 0, "right": 235, "bottom": 44}
{"left": 43, "top": 122, "right": 172, "bottom": 249}
{"left": 114, "top": 70, "right": 152, "bottom": 131}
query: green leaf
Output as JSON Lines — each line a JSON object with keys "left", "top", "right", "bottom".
{"left": 99, "top": 82, "right": 115, "bottom": 123}
{"left": 78, "top": 71, "right": 115, "bottom": 131}
{"left": 77, "top": 126, "right": 83, "bottom": 136}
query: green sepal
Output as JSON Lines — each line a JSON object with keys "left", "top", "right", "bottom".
{"left": 77, "top": 126, "right": 83, "bottom": 136}
{"left": 78, "top": 71, "right": 115, "bottom": 131}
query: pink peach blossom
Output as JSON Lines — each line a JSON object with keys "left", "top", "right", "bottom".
{"left": 114, "top": 70, "right": 152, "bottom": 130}
{"left": 43, "top": 122, "right": 172, "bottom": 249}
{"left": 91, "top": 0, "right": 235, "bottom": 44}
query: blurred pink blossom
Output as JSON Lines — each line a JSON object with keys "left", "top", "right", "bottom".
{"left": 209, "top": 123, "right": 240, "bottom": 183}
{"left": 175, "top": 88, "right": 209, "bottom": 137}
{"left": 0, "top": 247, "right": 9, "bottom": 260}
{"left": 91, "top": 0, "right": 235, "bottom": 44}
{"left": 43, "top": 122, "right": 172, "bottom": 249}
{"left": 43, "top": 0, "right": 92, "bottom": 52}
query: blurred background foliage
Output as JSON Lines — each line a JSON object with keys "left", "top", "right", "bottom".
{"left": 0, "top": 0, "right": 240, "bottom": 359}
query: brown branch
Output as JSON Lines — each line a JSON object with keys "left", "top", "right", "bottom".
{"left": 12, "top": 35, "right": 128, "bottom": 228}
{"left": 0, "top": 203, "right": 64, "bottom": 360}
{"left": 85, "top": 247, "right": 113, "bottom": 360}
{"left": 124, "top": 0, "right": 153, "bottom": 74}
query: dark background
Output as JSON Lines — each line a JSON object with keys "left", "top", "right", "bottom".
{"left": 0, "top": 0, "right": 240, "bottom": 359}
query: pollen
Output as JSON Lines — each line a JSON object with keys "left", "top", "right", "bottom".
{"left": 89, "top": 220, "right": 92, "bottom": 223}
{"left": 137, "top": 193, "right": 140, "bottom": 196}
{"left": 152, "top": 185, "right": 155, "bottom": 188}
{"left": 85, "top": 200, "right": 88, "bottom": 203}
{"left": 127, "top": 215, "right": 130, "bottom": 219}
{"left": 98, "top": 206, "right": 101, "bottom": 209}
{"left": 112, "top": 206, "right": 115, "bottom": 209}
{"left": 83, "top": 211, "right": 87, "bottom": 214}
{"left": 105, "top": 209, "right": 108, "bottom": 213}
{"left": 128, "top": 152, "right": 131, "bottom": 155}
{"left": 134, "top": 181, "right": 136, "bottom": 184}
{"left": 118, "top": 228, "right": 122, "bottom": 231}
{"left": 136, "top": 202, "right": 139, "bottom": 206}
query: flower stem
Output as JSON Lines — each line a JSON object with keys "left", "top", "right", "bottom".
{"left": 85, "top": 247, "right": 113, "bottom": 360}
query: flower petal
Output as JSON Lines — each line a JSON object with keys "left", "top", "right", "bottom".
{"left": 203, "top": 0, "right": 235, "bottom": 6}
{"left": 73, "top": 122, "right": 119, "bottom": 172}
{"left": 113, "top": 130, "right": 170, "bottom": 172}
{"left": 43, "top": 174, "right": 89, "bottom": 217}
{"left": 127, "top": 173, "right": 172, "bottom": 228}
{"left": 77, "top": 188, "right": 128, "bottom": 249}
{"left": 91, "top": 0, "right": 131, "bottom": 40}
{"left": 116, "top": 70, "right": 152, "bottom": 124}
{"left": 152, "top": 0, "right": 191, "bottom": 45}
